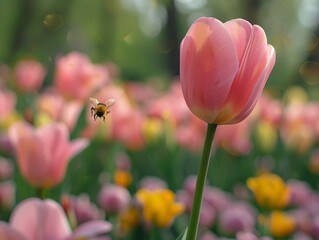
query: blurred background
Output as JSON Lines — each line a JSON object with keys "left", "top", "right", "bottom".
{"left": 0, "top": 0, "right": 319, "bottom": 93}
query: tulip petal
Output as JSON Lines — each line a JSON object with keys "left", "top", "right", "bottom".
{"left": 68, "top": 138, "right": 89, "bottom": 160}
{"left": 216, "top": 24, "right": 269, "bottom": 123}
{"left": 39, "top": 124, "right": 70, "bottom": 185}
{"left": 231, "top": 45, "right": 276, "bottom": 123}
{"left": 70, "top": 220, "right": 112, "bottom": 239}
{"left": 0, "top": 223, "right": 27, "bottom": 240}
{"left": 180, "top": 17, "right": 239, "bottom": 123}
{"left": 9, "top": 198, "right": 71, "bottom": 240}
{"left": 225, "top": 19, "right": 253, "bottom": 62}
{"left": 8, "top": 122, "right": 47, "bottom": 186}
{"left": 54, "top": 137, "right": 88, "bottom": 186}
{"left": 36, "top": 123, "right": 88, "bottom": 187}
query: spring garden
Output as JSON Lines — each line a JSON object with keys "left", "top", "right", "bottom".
{"left": 1, "top": 1, "right": 319, "bottom": 240}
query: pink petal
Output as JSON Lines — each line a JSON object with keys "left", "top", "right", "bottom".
{"left": 39, "top": 124, "right": 69, "bottom": 180}
{"left": 180, "top": 17, "right": 238, "bottom": 122}
{"left": 8, "top": 122, "right": 47, "bottom": 186}
{"left": 51, "top": 137, "right": 88, "bottom": 186}
{"left": 225, "top": 19, "right": 253, "bottom": 63}
{"left": 36, "top": 123, "right": 68, "bottom": 164}
{"left": 10, "top": 198, "right": 71, "bottom": 240}
{"left": 68, "top": 138, "right": 89, "bottom": 160}
{"left": 0, "top": 223, "right": 27, "bottom": 240}
{"left": 34, "top": 123, "right": 88, "bottom": 187}
{"left": 61, "top": 101, "right": 83, "bottom": 129}
{"left": 216, "top": 24, "right": 269, "bottom": 123}
{"left": 70, "top": 220, "right": 112, "bottom": 239}
{"left": 231, "top": 45, "right": 276, "bottom": 123}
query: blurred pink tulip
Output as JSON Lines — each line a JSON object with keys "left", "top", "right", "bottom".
{"left": 61, "top": 193, "right": 102, "bottom": 225}
{"left": 8, "top": 121, "right": 88, "bottom": 188}
{"left": 139, "top": 176, "right": 168, "bottom": 190}
{"left": 98, "top": 184, "right": 131, "bottom": 214}
{"left": 0, "top": 156, "right": 13, "bottom": 180}
{"left": 236, "top": 231, "right": 258, "bottom": 240}
{"left": 287, "top": 180, "right": 312, "bottom": 206}
{"left": 214, "top": 114, "right": 255, "bottom": 155}
{"left": 180, "top": 17, "right": 275, "bottom": 124}
{"left": 237, "top": 232, "right": 273, "bottom": 240}
{"left": 112, "top": 110, "right": 145, "bottom": 150}
{"left": 218, "top": 203, "right": 256, "bottom": 235}
{"left": 280, "top": 103, "right": 317, "bottom": 153}
{"left": 0, "top": 89, "right": 16, "bottom": 120}
{"left": 0, "top": 198, "right": 112, "bottom": 240}
{"left": 199, "top": 231, "right": 218, "bottom": 240}
{"left": 0, "top": 133, "right": 14, "bottom": 153}
{"left": 37, "top": 90, "right": 83, "bottom": 130}
{"left": 115, "top": 152, "right": 131, "bottom": 171}
{"left": 148, "top": 82, "right": 190, "bottom": 126}
{"left": 203, "top": 186, "right": 233, "bottom": 212}
{"left": 177, "top": 176, "right": 233, "bottom": 228}
{"left": 175, "top": 114, "right": 206, "bottom": 152}
{"left": 257, "top": 94, "right": 282, "bottom": 126}
{"left": 0, "top": 181, "right": 15, "bottom": 210}
{"left": 289, "top": 209, "right": 312, "bottom": 234}
{"left": 199, "top": 201, "right": 216, "bottom": 228}
{"left": 54, "top": 52, "right": 109, "bottom": 101}
{"left": 14, "top": 59, "right": 46, "bottom": 92}
{"left": 182, "top": 175, "right": 200, "bottom": 195}
{"left": 292, "top": 232, "right": 312, "bottom": 240}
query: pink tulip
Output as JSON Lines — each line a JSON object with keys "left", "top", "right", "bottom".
{"left": 13, "top": 59, "right": 46, "bottom": 92}
{"left": 287, "top": 179, "right": 312, "bottom": 207}
{"left": 214, "top": 114, "right": 255, "bottom": 155}
{"left": 199, "top": 231, "right": 218, "bottom": 240}
{"left": 280, "top": 103, "right": 317, "bottom": 153}
{"left": 175, "top": 114, "right": 206, "bottom": 152}
{"left": 139, "top": 176, "right": 168, "bottom": 190}
{"left": 0, "top": 89, "right": 16, "bottom": 120}
{"left": 148, "top": 82, "right": 191, "bottom": 126}
{"left": 61, "top": 193, "right": 102, "bottom": 225}
{"left": 0, "top": 156, "right": 13, "bottom": 180}
{"left": 8, "top": 121, "right": 88, "bottom": 188}
{"left": 180, "top": 17, "right": 276, "bottom": 124}
{"left": 54, "top": 52, "right": 109, "bottom": 101}
{"left": 257, "top": 94, "right": 282, "bottom": 126}
{"left": 98, "top": 184, "right": 131, "bottom": 214}
{"left": 0, "top": 181, "right": 15, "bottom": 210}
{"left": 0, "top": 198, "right": 112, "bottom": 240}
{"left": 218, "top": 203, "right": 256, "bottom": 235}
{"left": 37, "top": 90, "right": 83, "bottom": 130}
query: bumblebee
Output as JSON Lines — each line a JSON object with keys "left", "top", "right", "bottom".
{"left": 90, "top": 97, "right": 115, "bottom": 122}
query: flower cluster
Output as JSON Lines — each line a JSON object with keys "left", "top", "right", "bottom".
{"left": 0, "top": 39, "right": 318, "bottom": 239}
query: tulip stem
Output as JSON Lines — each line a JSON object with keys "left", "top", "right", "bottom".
{"left": 186, "top": 123, "right": 217, "bottom": 240}
{"left": 36, "top": 188, "right": 47, "bottom": 199}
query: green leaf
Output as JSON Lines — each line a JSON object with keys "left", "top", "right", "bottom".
{"left": 176, "top": 228, "right": 188, "bottom": 240}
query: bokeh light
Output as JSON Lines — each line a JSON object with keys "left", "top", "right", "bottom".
{"left": 43, "top": 13, "right": 64, "bottom": 31}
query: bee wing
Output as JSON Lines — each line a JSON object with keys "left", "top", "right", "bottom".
{"left": 105, "top": 98, "right": 115, "bottom": 108}
{"left": 90, "top": 98, "right": 99, "bottom": 107}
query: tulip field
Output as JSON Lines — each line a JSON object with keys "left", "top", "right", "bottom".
{"left": 1, "top": 1, "right": 319, "bottom": 240}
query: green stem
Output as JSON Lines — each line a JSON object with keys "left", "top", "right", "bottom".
{"left": 186, "top": 123, "right": 217, "bottom": 240}
{"left": 150, "top": 226, "right": 158, "bottom": 240}
{"left": 36, "top": 188, "right": 48, "bottom": 199}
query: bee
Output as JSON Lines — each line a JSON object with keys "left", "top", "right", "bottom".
{"left": 90, "top": 97, "right": 115, "bottom": 122}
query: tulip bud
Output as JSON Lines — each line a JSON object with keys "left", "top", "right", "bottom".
{"left": 180, "top": 17, "right": 275, "bottom": 124}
